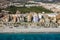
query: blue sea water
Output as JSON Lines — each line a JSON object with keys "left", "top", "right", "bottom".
{"left": 0, "top": 33, "right": 60, "bottom": 40}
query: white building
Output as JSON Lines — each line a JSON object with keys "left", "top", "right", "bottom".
{"left": 47, "top": 13, "right": 58, "bottom": 17}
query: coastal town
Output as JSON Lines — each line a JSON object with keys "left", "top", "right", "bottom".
{"left": 0, "top": 0, "right": 60, "bottom": 33}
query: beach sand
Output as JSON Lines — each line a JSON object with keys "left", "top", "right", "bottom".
{"left": 0, "top": 26, "right": 60, "bottom": 33}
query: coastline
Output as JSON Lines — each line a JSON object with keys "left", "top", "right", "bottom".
{"left": 0, "top": 27, "right": 60, "bottom": 33}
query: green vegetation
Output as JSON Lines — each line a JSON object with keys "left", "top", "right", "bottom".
{"left": 5, "top": 6, "right": 17, "bottom": 14}
{"left": 4, "top": 6, "right": 53, "bottom": 14}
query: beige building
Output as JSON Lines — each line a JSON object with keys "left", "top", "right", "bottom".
{"left": 2, "top": 15, "right": 9, "bottom": 22}
{"left": 56, "top": 14, "right": 60, "bottom": 20}
{"left": 56, "top": 14, "right": 60, "bottom": 25}
{"left": 57, "top": 20, "right": 60, "bottom": 25}
{"left": 12, "top": 15, "right": 17, "bottom": 23}
{"left": 27, "top": 12, "right": 33, "bottom": 22}
{"left": 39, "top": 18, "right": 45, "bottom": 25}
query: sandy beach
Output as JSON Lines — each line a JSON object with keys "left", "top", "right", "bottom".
{"left": 0, "top": 26, "right": 60, "bottom": 33}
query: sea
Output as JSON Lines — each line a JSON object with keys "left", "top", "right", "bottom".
{"left": 0, "top": 33, "right": 60, "bottom": 40}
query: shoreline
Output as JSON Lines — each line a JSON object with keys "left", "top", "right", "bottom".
{"left": 0, "top": 27, "right": 60, "bottom": 33}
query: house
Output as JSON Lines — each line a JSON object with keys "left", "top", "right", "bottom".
{"left": 39, "top": 18, "right": 45, "bottom": 25}
{"left": 56, "top": 14, "right": 60, "bottom": 25}
{"left": 2, "top": 15, "right": 9, "bottom": 22}
{"left": 57, "top": 20, "right": 60, "bottom": 25}
{"left": 47, "top": 13, "right": 57, "bottom": 17}
{"left": 46, "top": 13, "right": 57, "bottom": 23}
{"left": 56, "top": 14, "right": 60, "bottom": 20}
{"left": 27, "top": 13, "right": 33, "bottom": 22}
{"left": 33, "top": 13, "right": 39, "bottom": 22}
{"left": 38, "top": 13, "right": 43, "bottom": 19}
{"left": 16, "top": 10, "right": 20, "bottom": 14}
{"left": 12, "top": 14, "right": 17, "bottom": 23}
